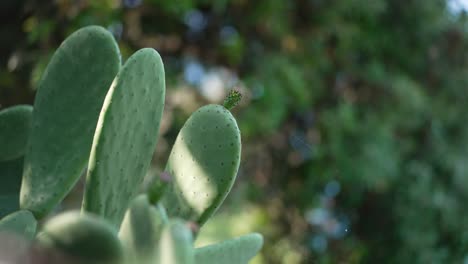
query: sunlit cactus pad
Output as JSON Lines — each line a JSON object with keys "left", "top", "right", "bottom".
{"left": 82, "top": 48, "right": 165, "bottom": 228}
{"left": 159, "top": 104, "right": 241, "bottom": 226}
{"left": 20, "top": 26, "right": 121, "bottom": 218}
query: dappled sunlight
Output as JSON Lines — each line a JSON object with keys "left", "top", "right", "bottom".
{"left": 170, "top": 136, "right": 217, "bottom": 215}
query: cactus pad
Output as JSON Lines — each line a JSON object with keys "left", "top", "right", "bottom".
{"left": 0, "top": 157, "right": 24, "bottom": 218}
{"left": 158, "top": 219, "right": 194, "bottom": 264}
{"left": 82, "top": 48, "right": 165, "bottom": 228}
{"left": 194, "top": 233, "right": 263, "bottom": 264}
{"left": 0, "top": 105, "right": 33, "bottom": 161}
{"left": 158, "top": 104, "right": 241, "bottom": 226}
{"left": 0, "top": 210, "right": 37, "bottom": 239}
{"left": 36, "top": 211, "right": 123, "bottom": 264}
{"left": 119, "top": 194, "right": 168, "bottom": 263}
{"left": 20, "top": 26, "right": 121, "bottom": 218}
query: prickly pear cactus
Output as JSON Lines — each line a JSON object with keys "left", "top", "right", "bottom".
{"left": 0, "top": 157, "right": 24, "bottom": 218}
{"left": 157, "top": 220, "right": 194, "bottom": 264}
{"left": 0, "top": 105, "right": 33, "bottom": 162}
{"left": 155, "top": 104, "right": 241, "bottom": 226}
{"left": 82, "top": 48, "right": 165, "bottom": 227}
{"left": 36, "top": 211, "right": 123, "bottom": 264}
{"left": 20, "top": 26, "right": 121, "bottom": 218}
{"left": 194, "top": 233, "right": 264, "bottom": 264}
{"left": 0, "top": 25, "right": 263, "bottom": 264}
{"left": 119, "top": 194, "right": 168, "bottom": 263}
{"left": 0, "top": 210, "right": 37, "bottom": 240}
{"left": 0, "top": 105, "right": 33, "bottom": 218}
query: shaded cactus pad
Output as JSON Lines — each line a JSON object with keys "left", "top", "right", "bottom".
{"left": 0, "top": 105, "right": 33, "bottom": 161}
{"left": 0, "top": 157, "right": 24, "bottom": 218}
{"left": 0, "top": 210, "right": 37, "bottom": 240}
{"left": 20, "top": 25, "right": 121, "bottom": 218}
{"left": 36, "top": 211, "right": 123, "bottom": 264}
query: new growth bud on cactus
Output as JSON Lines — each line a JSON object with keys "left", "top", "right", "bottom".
{"left": 223, "top": 90, "right": 242, "bottom": 110}
{"left": 148, "top": 171, "right": 172, "bottom": 204}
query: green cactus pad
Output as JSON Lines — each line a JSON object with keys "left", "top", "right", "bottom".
{"left": 20, "top": 26, "right": 121, "bottom": 218}
{"left": 0, "top": 210, "right": 37, "bottom": 239}
{"left": 158, "top": 104, "right": 241, "bottom": 226}
{"left": 36, "top": 211, "right": 123, "bottom": 264}
{"left": 0, "top": 105, "right": 33, "bottom": 161}
{"left": 0, "top": 157, "right": 24, "bottom": 218}
{"left": 194, "top": 233, "right": 263, "bottom": 264}
{"left": 82, "top": 48, "right": 165, "bottom": 228}
{"left": 119, "top": 194, "right": 168, "bottom": 263}
{"left": 158, "top": 219, "right": 194, "bottom": 264}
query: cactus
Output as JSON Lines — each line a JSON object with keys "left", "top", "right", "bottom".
{"left": 194, "top": 233, "right": 264, "bottom": 264}
{"left": 0, "top": 157, "right": 24, "bottom": 218}
{"left": 157, "top": 220, "right": 194, "bottom": 264}
{"left": 155, "top": 104, "right": 241, "bottom": 226}
{"left": 20, "top": 26, "right": 121, "bottom": 218}
{"left": 0, "top": 210, "right": 37, "bottom": 239}
{"left": 0, "top": 105, "right": 32, "bottom": 218}
{"left": 36, "top": 211, "right": 124, "bottom": 264}
{"left": 82, "top": 48, "right": 165, "bottom": 227}
{"left": 119, "top": 194, "right": 168, "bottom": 263}
{"left": 0, "top": 26, "right": 263, "bottom": 264}
{"left": 0, "top": 105, "right": 33, "bottom": 161}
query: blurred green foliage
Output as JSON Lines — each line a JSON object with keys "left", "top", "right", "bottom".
{"left": 1, "top": 0, "right": 467, "bottom": 263}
